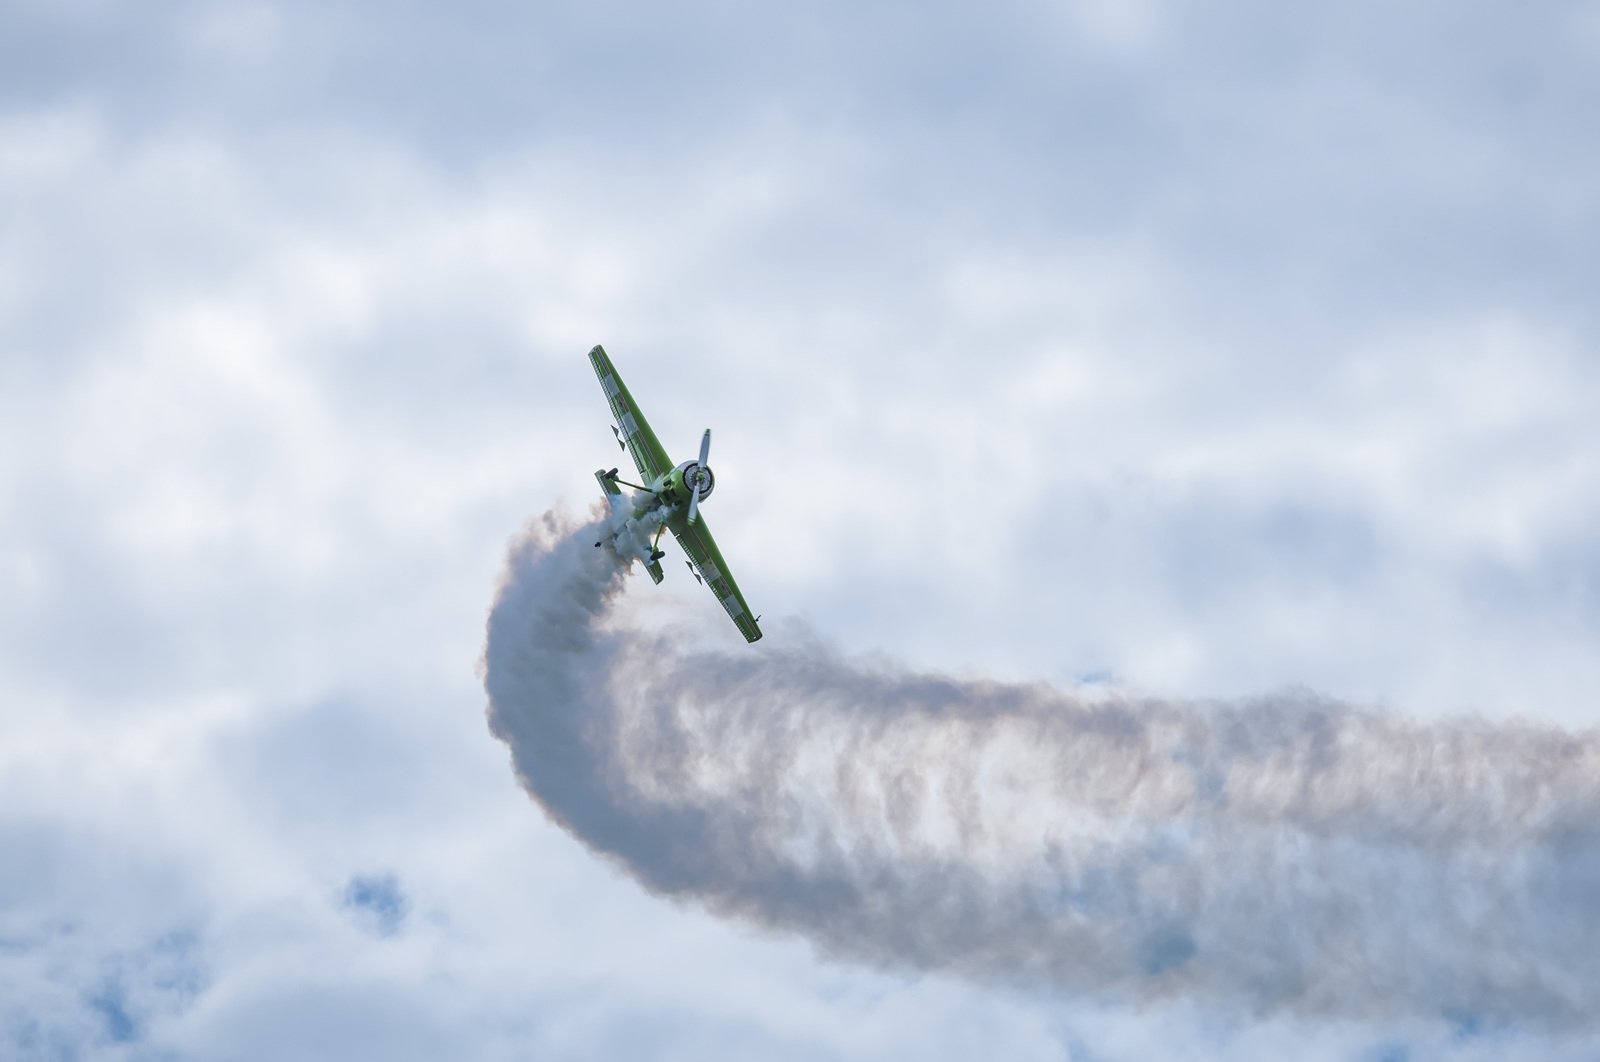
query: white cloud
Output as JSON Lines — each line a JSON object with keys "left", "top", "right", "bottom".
{"left": 185, "top": 2, "right": 282, "bottom": 64}
{"left": 2, "top": 0, "right": 1599, "bottom": 1056}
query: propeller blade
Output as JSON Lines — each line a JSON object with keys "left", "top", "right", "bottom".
{"left": 685, "top": 428, "right": 711, "bottom": 524}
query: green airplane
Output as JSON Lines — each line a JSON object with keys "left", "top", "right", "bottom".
{"left": 587, "top": 344, "right": 763, "bottom": 643}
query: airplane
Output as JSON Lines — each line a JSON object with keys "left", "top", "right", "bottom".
{"left": 586, "top": 344, "right": 763, "bottom": 643}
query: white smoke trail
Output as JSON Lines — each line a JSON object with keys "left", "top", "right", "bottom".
{"left": 483, "top": 509, "right": 1600, "bottom": 1026}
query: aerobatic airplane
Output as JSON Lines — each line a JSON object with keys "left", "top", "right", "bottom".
{"left": 587, "top": 344, "right": 763, "bottom": 643}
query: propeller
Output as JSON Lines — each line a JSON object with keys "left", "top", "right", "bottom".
{"left": 687, "top": 429, "right": 711, "bottom": 524}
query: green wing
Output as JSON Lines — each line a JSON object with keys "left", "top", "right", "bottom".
{"left": 670, "top": 514, "right": 762, "bottom": 643}
{"left": 588, "top": 345, "right": 674, "bottom": 485}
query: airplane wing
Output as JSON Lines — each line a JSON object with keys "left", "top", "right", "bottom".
{"left": 671, "top": 515, "right": 762, "bottom": 643}
{"left": 588, "top": 344, "right": 674, "bottom": 485}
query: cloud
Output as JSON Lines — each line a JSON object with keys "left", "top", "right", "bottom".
{"left": 2, "top": 0, "right": 1599, "bottom": 1057}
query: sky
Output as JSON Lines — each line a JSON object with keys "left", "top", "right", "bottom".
{"left": 3, "top": 0, "right": 1600, "bottom": 1058}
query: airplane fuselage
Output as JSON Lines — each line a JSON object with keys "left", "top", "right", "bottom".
{"left": 653, "top": 467, "right": 692, "bottom": 512}
{"left": 632, "top": 461, "right": 712, "bottom": 527}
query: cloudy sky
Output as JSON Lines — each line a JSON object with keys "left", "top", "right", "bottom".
{"left": 4, "top": 0, "right": 1600, "bottom": 1058}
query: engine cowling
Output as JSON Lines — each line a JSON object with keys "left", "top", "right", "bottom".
{"left": 674, "top": 459, "right": 715, "bottom": 502}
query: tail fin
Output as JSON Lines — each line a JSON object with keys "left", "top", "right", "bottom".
{"left": 598, "top": 468, "right": 663, "bottom": 583}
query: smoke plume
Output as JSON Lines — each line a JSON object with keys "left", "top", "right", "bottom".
{"left": 483, "top": 509, "right": 1600, "bottom": 1025}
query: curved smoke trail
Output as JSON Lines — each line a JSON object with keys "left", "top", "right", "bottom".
{"left": 483, "top": 508, "right": 1600, "bottom": 1025}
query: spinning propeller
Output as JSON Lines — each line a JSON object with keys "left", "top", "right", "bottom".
{"left": 686, "top": 429, "right": 712, "bottom": 525}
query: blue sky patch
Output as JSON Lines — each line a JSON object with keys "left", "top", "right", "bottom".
{"left": 342, "top": 873, "right": 409, "bottom": 937}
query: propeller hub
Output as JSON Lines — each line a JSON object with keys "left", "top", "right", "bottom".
{"left": 687, "top": 464, "right": 714, "bottom": 498}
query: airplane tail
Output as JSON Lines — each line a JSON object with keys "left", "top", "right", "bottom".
{"left": 596, "top": 468, "right": 664, "bottom": 584}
